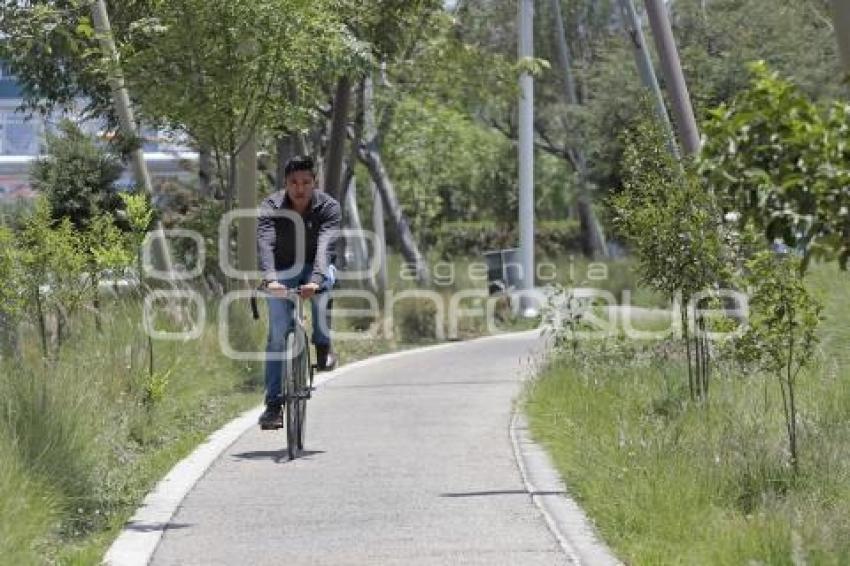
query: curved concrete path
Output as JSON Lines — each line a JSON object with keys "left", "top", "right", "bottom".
{"left": 148, "top": 333, "right": 597, "bottom": 565}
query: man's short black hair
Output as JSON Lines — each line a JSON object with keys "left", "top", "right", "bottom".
{"left": 283, "top": 155, "right": 315, "bottom": 178}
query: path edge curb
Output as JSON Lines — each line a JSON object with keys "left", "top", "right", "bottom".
{"left": 103, "top": 329, "right": 540, "bottom": 565}
{"left": 509, "top": 410, "right": 622, "bottom": 566}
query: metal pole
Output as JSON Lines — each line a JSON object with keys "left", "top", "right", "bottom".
{"left": 643, "top": 0, "right": 701, "bottom": 156}
{"left": 619, "top": 0, "right": 680, "bottom": 158}
{"left": 518, "top": 0, "right": 535, "bottom": 315}
{"left": 90, "top": 0, "right": 176, "bottom": 278}
{"left": 831, "top": 0, "right": 850, "bottom": 76}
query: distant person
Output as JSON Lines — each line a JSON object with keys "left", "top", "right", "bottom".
{"left": 256, "top": 155, "right": 340, "bottom": 430}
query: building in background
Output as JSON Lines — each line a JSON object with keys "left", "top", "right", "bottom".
{"left": 0, "top": 63, "right": 198, "bottom": 202}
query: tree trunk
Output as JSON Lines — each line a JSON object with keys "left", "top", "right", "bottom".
{"left": 275, "top": 135, "right": 298, "bottom": 191}
{"left": 235, "top": 131, "right": 257, "bottom": 277}
{"left": 199, "top": 145, "right": 213, "bottom": 198}
{"left": 90, "top": 0, "right": 176, "bottom": 279}
{"left": 831, "top": 0, "right": 850, "bottom": 78}
{"left": 324, "top": 76, "right": 352, "bottom": 199}
{"left": 357, "top": 144, "right": 428, "bottom": 283}
{"left": 345, "top": 174, "right": 377, "bottom": 292}
{"left": 0, "top": 310, "right": 20, "bottom": 362}
{"left": 362, "top": 75, "right": 388, "bottom": 292}
{"left": 551, "top": 0, "right": 608, "bottom": 258}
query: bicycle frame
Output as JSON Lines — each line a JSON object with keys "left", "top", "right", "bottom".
{"left": 252, "top": 285, "right": 320, "bottom": 458}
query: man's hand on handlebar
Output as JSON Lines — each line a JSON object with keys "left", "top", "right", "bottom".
{"left": 264, "top": 280, "right": 287, "bottom": 297}
{"left": 299, "top": 282, "right": 320, "bottom": 299}
{"left": 260, "top": 280, "right": 320, "bottom": 298}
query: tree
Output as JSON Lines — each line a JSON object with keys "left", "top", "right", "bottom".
{"left": 736, "top": 251, "right": 822, "bottom": 475}
{"left": 121, "top": 0, "right": 364, "bottom": 205}
{"left": 613, "top": 120, "right": 730, "bottom": 401}
{"left": 700, "top": 62, "right": 850, "bottom": 272}
{"left": 0, "top": 0, "right": 156, "bottom": 119}
{"left": 30, "top": 120, "right": 124, "bottom": 230}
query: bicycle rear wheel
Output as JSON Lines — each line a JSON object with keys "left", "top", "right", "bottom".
{"left": 284, "top": 332, "right": 298, "bottom": 460}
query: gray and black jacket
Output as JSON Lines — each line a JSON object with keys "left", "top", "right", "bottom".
{"left": 256, "top": 190, "right": 341, "bottom": 286}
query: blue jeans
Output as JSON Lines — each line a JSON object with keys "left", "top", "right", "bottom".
{"left": 264, "top": 264, "right": 335, "bottom": 405}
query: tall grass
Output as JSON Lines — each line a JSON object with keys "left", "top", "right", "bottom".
{"left": 526, "top": 262, "right": 850, "bottom": 564}
{"left": 0, "top": 294, "right": 266, "bottom": 561}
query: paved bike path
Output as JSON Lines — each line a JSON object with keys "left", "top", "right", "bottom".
{"left": 151, "top": 333, "right": 571, "bottom": 565}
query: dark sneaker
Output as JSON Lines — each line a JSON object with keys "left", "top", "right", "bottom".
{"left": 259, "top": 404, "right": 283, "bottom": 430}
{"left": 315, "top": 344, "right": 337, "bottom": 372}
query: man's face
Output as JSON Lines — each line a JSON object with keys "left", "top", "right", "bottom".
{"left": 285, "top": 169, "right": 315, "bottom": 210}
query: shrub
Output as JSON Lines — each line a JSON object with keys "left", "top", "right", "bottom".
{"left": 393, "top": 297, "right": 439, "bottom": 343}
{"left": 30, "top": 120, "right": 124, "bottom": 230}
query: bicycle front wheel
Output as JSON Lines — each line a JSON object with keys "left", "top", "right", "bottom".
{"left": 293, "top": 328, "right": 310, "bottom": 451}
{"left": 284, "top": 332, "right": 298, "bottom": 460}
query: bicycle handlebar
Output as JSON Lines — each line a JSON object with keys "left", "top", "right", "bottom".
{"left": 249, "top": 284, "right": 328, "bottom": 320}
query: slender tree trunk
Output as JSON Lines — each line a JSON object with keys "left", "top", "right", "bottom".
{"left": 325, "top": 77, "right": 352, "bottom": 199}
{"left": 831, "top": 0, "right": 850, "bottom": 77}
{"left": 357, "top": 145, "right": 428, "bottom": 283}
{"left": 55, "top": 304, "right": 67, "bottom": 355}
{"left": 0, "top": 310, "right": 20, "bottom": 362}
{"left": 372, "top": 180, "right": 388, "bottom": 294}
{"left": 199, "top": 145, "right": 213, "bottom": 198}
{"left": 276, "top": 135, "right": 297, "bottom": 191}
{"left": 681, "top": 306, "right": 694, "bottom": 401}
{"left": 550, "top": 0, "right": 608, "bottom": 258}
{"left": 34, "top": 285, "right": 48, "bottom": 360}
{"left": 345, "top": 174, "right": 373, "bottom": 283}
{"left": 235, "top": 131, "right": 257, "bottom": 279}
{"left": 92, "top": 273, "right": 103, "bottom": 333}
{"left": 90, "top": 0, "right": 177, "bottom": 279}
{"left": 362, "top": 75, "right": 388, "bottom": 293}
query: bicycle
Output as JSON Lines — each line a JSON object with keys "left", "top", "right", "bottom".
{"left": 251, "top": 285, "right": 323, "bottom": 460}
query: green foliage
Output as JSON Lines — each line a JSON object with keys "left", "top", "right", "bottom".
{"left": 383, "top": 96, "right": 574, "bottom": 245}
{"left": 122, "top": 0, "right": 364, "bottom": 157}
{"left": 0, "top": 225, "right": 26, "bottom": 320}
{"left": 737, "top": 252, "right": 822, "bottom": 377}
{"left": 88, "top": 211, "right": 135, "bottom": 275}
{"left": 0, "top": 0, "right": 154, "bottom": 117}
{"left": 19, "top": 199, "right": 90, "bottom": 311}
{"left": 119, "top": 191, "right": 154, "bottom": 235}
{"left": 612, "top": 122, "right": 730, "bottom": 301}
{"left": 143, "top": 367, "right": 172, "bottom": 407}
{"left": 31, "top": 120, "right": 124, "bottom": 230}
{"left": 701, "top": 63, "right": 850, "bottom": 271}
{"left": 674, "top": 0, "right": 842, "bottom": 110}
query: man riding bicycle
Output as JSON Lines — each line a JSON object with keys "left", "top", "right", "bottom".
{"left": 256, "top": 155, "right": 341, "bottom": 430}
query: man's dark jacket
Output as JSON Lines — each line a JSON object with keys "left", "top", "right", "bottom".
{"left": 256, "top": 190, "right": 341, "bottom": 286}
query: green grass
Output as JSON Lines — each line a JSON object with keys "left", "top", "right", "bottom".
{"left": 526, "top": 262, "right": 850, "bottom": 564}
